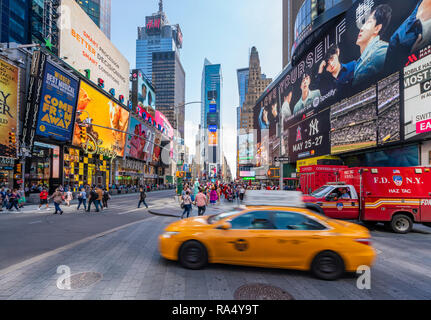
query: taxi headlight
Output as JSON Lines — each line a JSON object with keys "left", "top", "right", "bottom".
{"left": 162, "top": 231, "right": 180, "bottom": 239}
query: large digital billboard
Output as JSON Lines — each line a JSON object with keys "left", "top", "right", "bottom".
{"left": 404, "top": 53, "right": 431, "bottom": 139}
{"left": 238, "top": 133, "right": 254, "bottom": 165}
{"left": 72, "top": 81, "right": 130, "bottom": 157}
{"left": 0, "top": 58, "right": 19, "bottom": 158}
{"left": 131, "top": 69, "right": 156, "bottom": 112}
{"left": 256, "top": 0, "right": 431, "bottom": 163}
{"left": 59, "top": 0, "right": 130, "bottom": 101}
{"left": 36, "top": 60, "right": 79, "bottom": 142}
{"left": 125, "top": 116, "right": 154, "bottom": 162}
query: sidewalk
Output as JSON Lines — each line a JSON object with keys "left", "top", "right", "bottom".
{"left": 1, "top": 189, "right": 176, "bottom": 215}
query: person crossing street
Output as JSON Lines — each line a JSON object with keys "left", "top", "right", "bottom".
{"left": 138, "top": 187, "right": 149, "bottom": 209}
{"left": 49, "top": 189, "right": 64, "bottom": 215}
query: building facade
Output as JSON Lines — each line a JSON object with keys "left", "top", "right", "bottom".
{"left": 240, "top": 47, "right": 272, "bottom": 131}
{"left": 152, "top": 50, "right": 185, "bottom": 140}
{"left": 200, "top": 59, "right": 222, "bottom": 179}
{"left": 75, "top": 0, "right": 111, "bottom": 39}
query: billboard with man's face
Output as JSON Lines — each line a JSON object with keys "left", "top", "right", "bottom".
{"left": 255, "top": 0, "right": 431, "bottom": 162}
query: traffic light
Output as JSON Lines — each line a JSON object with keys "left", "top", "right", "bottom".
{"left": 9, "top": 132, "right": 16, "bottom": 145}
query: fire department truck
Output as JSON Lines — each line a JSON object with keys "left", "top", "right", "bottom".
{"left": 298, "top": 165, "right": 347, "bottom": 194}
{"left": 303, "top": 167, "right": 431, "bottom": 234}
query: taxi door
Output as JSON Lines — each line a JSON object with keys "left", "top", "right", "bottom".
{"left": 322, "top": 186, "right": 359, "bottom": 219}
{"left": 263, "top": 211, "right": 329, "bottom": 267}
{"left": 207, "top": 211, "right": 274, "bottom": 266}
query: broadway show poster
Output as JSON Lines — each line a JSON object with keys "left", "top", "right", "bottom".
{"left": 125, "top": 116, "right": 154, "bottom": 162}
{"left": 73, "top": 81, "right": 130, "bottom": 157}
{"left": 36, "top": 61, "right": 79, "bottom": 142}
{"left": 0, "top": 58, "right": 19, "bottom": 158}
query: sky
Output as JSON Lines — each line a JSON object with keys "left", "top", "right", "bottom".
{"left": 111, "top": 0, "right": 283, "bottom": 177}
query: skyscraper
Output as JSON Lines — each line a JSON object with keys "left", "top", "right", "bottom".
{"left": 75, "top": 0, "right": 111, "bottom": 38}
{"left": 152, "top": 51, "right": 185, "bottom": 140}
{"left": 136, "top": 1, "right": 183, "bottom": 82}
{"left": 237, "top": 67, "right": 249, "bottom": 129}
{"left": 240, "top": 47, "right": 272, "bottom": 131}
{"left": 200, "top": 59, "right": 222, "bottom": 178}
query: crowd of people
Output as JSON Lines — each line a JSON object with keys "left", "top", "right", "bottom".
{"left": 378, "top": 104, "right": 401, "bottom": 143}
{"left": 178, "top": 181, "right": 285, "bottom": 219}
{"left": 0, "top": 187, "right": 26, "bottom": 212}
{"left": 331, "top": 121, "right": 377, "bottom": 147}
{"left": 331, "top": 103, "right": 377, "bottom": 130}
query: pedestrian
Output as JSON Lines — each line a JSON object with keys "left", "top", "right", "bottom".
{"left": 209, "top": 187, "right": 218, "bottom": 205}
{"left": 181, "top": 191, "right": 192, "bottom": 219}
{"left": 38, "top": 188, "right": 50, "bottom": 210}
{"left": 239, "top": 185, "right": 246, "bottom": 201}
{"left": 194, "top": 188, "right": 208, "bottom": 216}
{"left": 87, "top": 187, "right": 99, "bottom": 212}
{"left": 102, "top": 188, "right": 110, "bottom": 208}
{"left": 49, "top": 188, "right": 64, "bottom": 215}
{"left": 77, "top": 188, "right": 87, "bottom": 211}
{"left": 65, "top": 189, "right": 73, "bottom": 207}
{"left": 95, "top": 186, "right": 103, "bottom": 212}
{"left": 138, "top": 187, "right": 148, "bottom": 208}
{"left": 7, "top": 189, "right": 20, "bottom": 212}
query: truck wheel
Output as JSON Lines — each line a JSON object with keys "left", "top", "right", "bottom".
{"left": 178, "top": 240, "right": 208, "bottom": 270}
{"left": 391, "top": 214, "right": 413, "bottom": 234}
{"left": 311, "top": 251, "right": 344, "bottom": 281}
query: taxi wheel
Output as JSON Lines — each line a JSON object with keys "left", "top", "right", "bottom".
{"left": 178, "top": 240, "right": 208, "bottom": 270}
{"left": 311, "top": 251, "right": 344, "bottom": 281}
{"left": 390, "top": 214, "right": 413, "bottom": 234}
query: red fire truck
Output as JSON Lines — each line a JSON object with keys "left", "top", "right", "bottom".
{"left": 303, "top": 167, "right": 431, "bottom": 234}
{"left": 299, "top": 165, "right": 347, "bottom": 194}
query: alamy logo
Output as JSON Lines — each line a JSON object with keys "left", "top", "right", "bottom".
{"left": 356, "top": 265, "right": 371, "bottom": 290}
{"left": 57, "top": 265, "right": 71, "bottom": 290}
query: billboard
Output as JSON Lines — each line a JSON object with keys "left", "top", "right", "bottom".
{"left": 131, "top": 69, "right": 156, "bottom": 112}
{"left": 152, "top": 132, "right": 162, "bottom": 163}
{"left": 125, "top": 116, "right": 154, "bottom": 162}
{"left": 238, "top": 133, "right": 254, "bottom": 165}
{"left": 208, "top": 131, "right": 218, "bottom": 146}
{"left": 404, "top": 53, "right": 431, "bottom": 139}
{"left": 256, "top": 0, "right": 431, "bottom": 162}
{"left": 35, "top": 60, "right": 79, "bottom": 142}
{"left": 59, "top": 0, "right": 130, "bottom": 101}
{"left": 0, "top": 58, "right": 19, "bottom": 158}
{"left": 155, "top": 110, "right": 174, "bottom": 139}
{"left": 72, "top": 81, "right": 130, "bottom": 158}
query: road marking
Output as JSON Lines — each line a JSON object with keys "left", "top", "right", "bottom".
{"left": 29, "top": 221, "right": 43, "bottom": 224}
{"left": 0, "top": 216, "right": 156, "bottom": 278}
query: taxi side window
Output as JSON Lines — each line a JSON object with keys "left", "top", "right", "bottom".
{"left": 230, "top": 211, "right": 275, "bottom": 230}
{"left": 274, "top": 212, "right": 326, "bottom": 231}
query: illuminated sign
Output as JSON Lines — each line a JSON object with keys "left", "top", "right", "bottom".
{"left": 209, "top": 101, "right": 217, "bottom": 113}
{"left": 146, "top": 15, "right": 163, "bottom": 35}
{"left": 208, "top": 125, "right": 217, "bottom": 132}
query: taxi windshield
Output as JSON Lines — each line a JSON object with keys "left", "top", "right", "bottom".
{"left": 311, "top": 186, "right": 334, "bottom": 198}
{"left": 208, "top": 210, "right": 243, "bottom": 224}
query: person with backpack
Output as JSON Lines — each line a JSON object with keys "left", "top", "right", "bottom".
{"left": 77, "top": 188, "right": 87, "bottom": 211}
{"left": 194, "top": 188, "right": 208, "bottom": 216}
{"left": 49, "top": 188, "right": 63, "bottom": 215}
{"left": 38, "top": 188, "right": 49, "bottom": 211}
{"left": 138, "top": 187, "right": 148, "bottom": 208}
{"left": 87, "top": 187, "right": 99, "bottom": 212}
{"left": 102, "top": 188, "right": 110, "bottom": 208}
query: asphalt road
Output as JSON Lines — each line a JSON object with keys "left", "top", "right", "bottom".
{"left": 0, "top": 190, "right": 176, "bottom": 270}
{"left": 0, "top": 193, "right": 430, "bottom": 300}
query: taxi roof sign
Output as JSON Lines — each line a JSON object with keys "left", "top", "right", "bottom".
{"left": 243, "top": 190, "right": 305, "bottom": 208}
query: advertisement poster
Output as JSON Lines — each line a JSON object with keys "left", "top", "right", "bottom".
{"left": 126, "top": 116, "right": 153, "bottom": 162}
{"left": 330, "top": 86, "right": 377, "bottom": 154}
{"left": 152, "top": 132, "right": 162, "bottom": 163}
{"left": 258, "top": 0, "right": 431, "bottom": 162}
{"left": 36, "top": 60, "right": 79, "bottom": 142}
{"left": 289, "top": 109, "right": 330, "bottom": 162}
{"left": 208, "top": 131, "right": 218, "bottom": 146}
{"left": 72, "top": 82, "right": 130, "bottom": 157}
{"left": 0, "top": 58, "right": 19, "bottom": 158}
{"left": 404, "top": 53, "right": 431, "bottom": 139}
{"left": 131, "top": 69, "right": 156, "bottom": 112}
{"left": 59, "top": 0, "right": 130, "bottom": 100}
{"left": 238, "top": 133, "right": 254, "bottom": 165}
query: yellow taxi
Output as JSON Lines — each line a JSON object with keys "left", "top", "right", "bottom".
{"left": 159, "top": 191, "right": 376, "bottom": 280}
